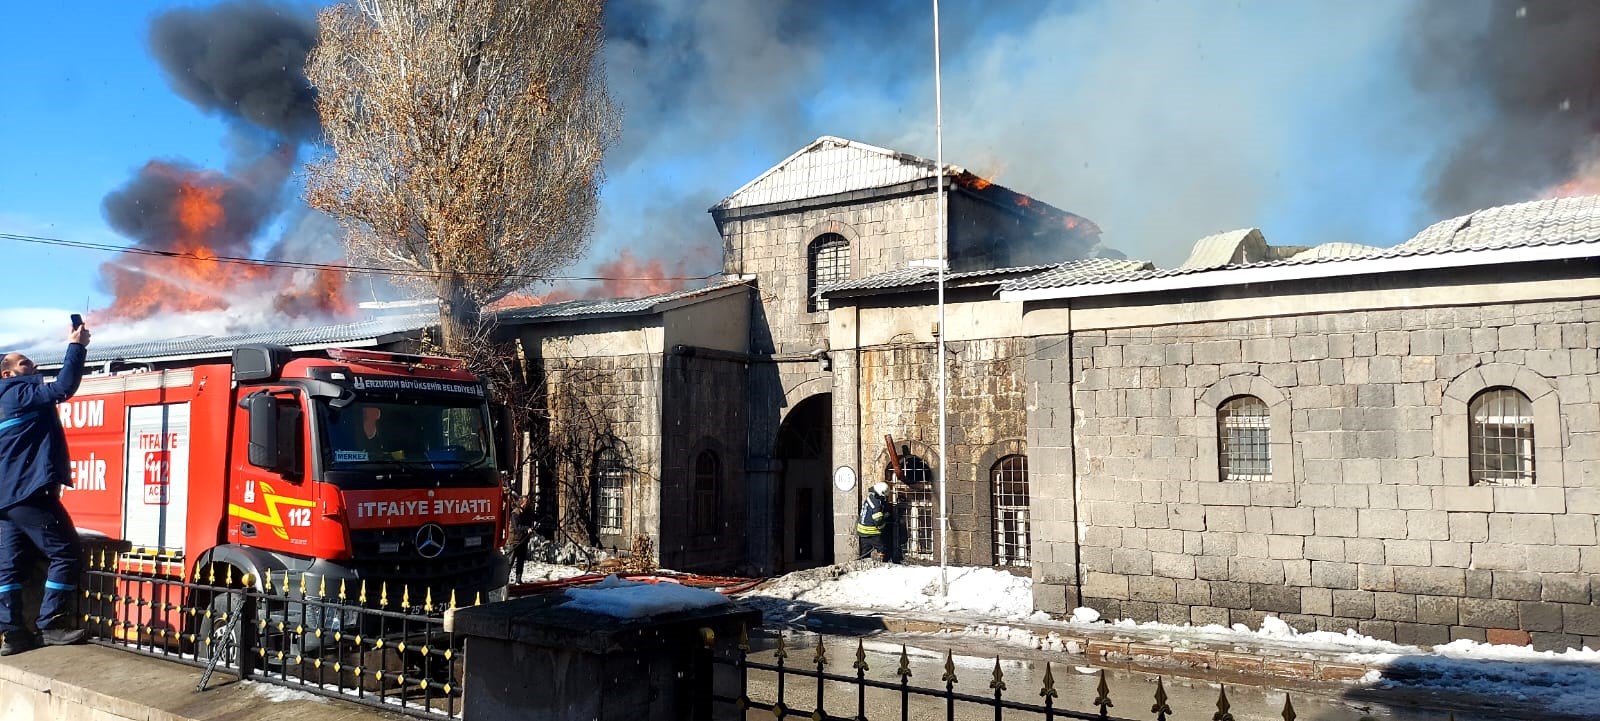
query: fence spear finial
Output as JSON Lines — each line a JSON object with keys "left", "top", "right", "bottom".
{"left": 1040, "top": 662, "right": 1058, "bottom": 700}
{"left": 1153, "top": 678, "right": 1172, "bottom": 721}
{"left": 989, "top": 657, "right": 1006, "bottom": 693}
{"left": 1214, "top": 685, "right": 1235, "bottom": 721}
{"left": 1094, "top": 669, "right": 1113, "bottom": 717}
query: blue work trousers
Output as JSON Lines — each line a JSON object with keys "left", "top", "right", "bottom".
{"left": 0, "top": 489, "right": 82, "bottom": 634}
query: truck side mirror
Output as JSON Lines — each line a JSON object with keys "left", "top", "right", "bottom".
{"left": 246, "top": 392, "right": 304, "bottom": 478}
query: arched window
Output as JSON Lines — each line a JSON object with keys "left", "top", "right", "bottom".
{"left": 693, "top": 450, "right": 720, "bottom": 536}
{"left": 593, "top": 448, "right": 625, "bottom": 535}
{"left": 1469, "top": 387, "right": 1535, "bottom": 486}
{"left": 1217, "top": 395, "right": 1270, "bottom": 481}
{"left": 807, "top": 233, "right": 850, "bottom": 312}
{"left": 991, "top": 455, "right": 1030, "bottom": 567}
{"left": 888, "top": 454, "right": 934, "bottom": 560}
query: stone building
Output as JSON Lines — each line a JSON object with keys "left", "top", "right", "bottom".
{"left": 499, "top": 283, "right": 755, "bottom": 573}
{"left": 1000, "top": 196, "right": 1600, "bottom": 648}
{"left": 708, "top": 136, "right": 1110, "bottom": 573}
{"left": 517, "top": 134, "right": 1600, "bottom": 649}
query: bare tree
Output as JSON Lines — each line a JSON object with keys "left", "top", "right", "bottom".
{"left": 304, "top": 0, "right": 618, "bottom": 351}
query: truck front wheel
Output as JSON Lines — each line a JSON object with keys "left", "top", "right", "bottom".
{"left": 197, "top": 589, "right": 246, "bottom": 667}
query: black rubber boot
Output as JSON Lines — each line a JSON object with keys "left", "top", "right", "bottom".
{"left": 0, "top": 631, "right": 41, "bottom": 656}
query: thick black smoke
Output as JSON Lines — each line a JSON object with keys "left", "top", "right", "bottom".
{"left": 1411, "top": 0, "right": 1600, "bottom": 216}
{"left": 101, "top": 151, "right": 290, "bottom": 254}
{"left": 148, "top": 0, "right": 321, "bottom": 141}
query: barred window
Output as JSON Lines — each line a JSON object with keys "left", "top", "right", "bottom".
{"left": 1469, "top": 387, "right": 1535, "bottom": 486}
{"left": 807, "top": 234, "right": 850, "bottom": 312}
{"left": 890, "top": 454, "right": 934, "bottom": 560}
{"left": 991, "top": 455, "right": 1030, "bottom": 567}
{"left": 594, "top": 448, "right": 625, "bottom": 535}
{"left": 693, "top": 450, "right": 720, "bottom": 536}
{"left": 1218, "top": 395, "right": 1270, "bottom": 481}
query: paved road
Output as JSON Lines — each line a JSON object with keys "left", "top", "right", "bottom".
{"left": 721, "top": 633, "right": 1521, "bottom": 721}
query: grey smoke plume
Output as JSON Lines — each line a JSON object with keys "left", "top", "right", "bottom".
{"left": 1410, "top": 0, "right": 1600, "bottom": 216}
{"left": 148, "top": 0, "right": 321, "bottom": 141}
{"left": 600, "top": 1, "right": 1438, "bottom": 267}
{"left": 96, "top": 0, "right": 346, "bottom": 322}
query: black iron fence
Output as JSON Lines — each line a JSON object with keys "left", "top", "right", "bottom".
{"left": 709, "top": 626, "right": 1434, "bottom": 721}
{"left": 81, "top": 549, "right": 467, "bottom": 719}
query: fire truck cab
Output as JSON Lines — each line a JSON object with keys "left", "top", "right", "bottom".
{"left": 60, "top": 344, "right": 508, "bottom": 606}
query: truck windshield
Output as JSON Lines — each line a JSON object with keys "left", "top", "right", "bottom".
{"left": 318, "top": 397, "right": 495, "bottom": 471}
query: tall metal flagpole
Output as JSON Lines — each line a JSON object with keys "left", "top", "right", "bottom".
{"left": 932, "top": 0, "right": 949, "bottom": 597}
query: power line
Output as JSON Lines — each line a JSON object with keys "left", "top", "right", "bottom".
{"left": 0, "top": 231, "right": 720, "bottom": 283}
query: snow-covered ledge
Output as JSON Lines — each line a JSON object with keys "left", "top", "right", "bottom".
{"left": 450, "top": 575, "right": 757, "bottom": 721}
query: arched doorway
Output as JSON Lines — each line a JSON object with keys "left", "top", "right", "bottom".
{"left": 774, "top": 394, "right": 832, "bottom": 571}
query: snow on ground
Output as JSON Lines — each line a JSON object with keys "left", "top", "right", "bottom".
{"left": 241, "top": 680, "right": 324, "bottom": 703}
{"left": 746, "top": 562, "right": 1033, "bottom": 618}
{"left": 513, "top": 561, "right": 591, "bottom": 583}
{"left": 741, "top": 562, "right": 1600, "bottom": 709}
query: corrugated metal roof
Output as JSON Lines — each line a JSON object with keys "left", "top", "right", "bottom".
{"left": 712, "top": 136, "right": 940, "bottom": 212}
{"left": 31, "top": 312, "right": 436, "bottom": 367}
{"left": 1001, "top": 194, "right": 1600, "bottom": 298}
{"left": 30, "top": 282, "right": 751, "bottom": 367}
{"left": 1401, "top": 194, "right": 1600, "bottom": 250}
{"left": 818, "top": 263, "right": 1066, "bottom": 296}
{"left": 1179, "top": 229, "right": 1266, "bottom": 269}
{"left": 493, "top": 280, "right": 749, "bottom": 322}
{"left": 1290, "top": 242, "right": 1382, "bottom": 260}
{"left": 996, "top": 258, "right": 1157, "bottom": 292}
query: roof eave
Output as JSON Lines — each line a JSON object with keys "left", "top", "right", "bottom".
{"left": 1000, "top": 242, "right": 1600, "bottom": 303}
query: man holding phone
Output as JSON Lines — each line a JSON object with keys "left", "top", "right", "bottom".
{"left": 0, "top": 315, "right": 91, "bottom": 654}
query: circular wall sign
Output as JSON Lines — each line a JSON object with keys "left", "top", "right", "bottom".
{"left": 833, "top": 466, "right": 857, "bottom": 492}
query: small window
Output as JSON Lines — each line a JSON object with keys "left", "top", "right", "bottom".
{"left": 693, "top": 450, "right": 720, "bottom": 536}
{"left": 991, "top": 455, "right": 1030, "bottom": 567}
{"left": 889, "top": 454, "right": 934, "bottom": 560}
{"left": 807, "top": 234, "right": 850, "bottom": 312}
{"left": 1218, "top": 395, "right": 1270, "bottom": 481}
{"left": 594, "top": 448, "right": 625, "bottom": 535}
{"left": 1470, "top": 387, "right": 1535, "bottom": 486}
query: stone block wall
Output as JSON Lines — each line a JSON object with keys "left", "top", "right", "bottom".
{"left": 856, "top": 336, "right": 1029, "bottom": 567}
{"left": 1045, "top": 299, "right": 1600, "bottom": 649}
{"left": 720, "top": 190, "right": 943, "bottom": 356}
{"left": 538, "top": 352, "right": 663, "bottom": 552}
{"left": 660, "top": 353, "right": 750, "bottom": 573}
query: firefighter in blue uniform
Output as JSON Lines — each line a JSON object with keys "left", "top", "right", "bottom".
{"left": 856, "top": 482, "right": 891, "bottom": 560}
{"left": 0, "top": 323, "right": 90, "bottom": 655}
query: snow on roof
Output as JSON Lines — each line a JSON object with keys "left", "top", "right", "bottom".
{"left": 559, "top": 574, "right": 730, "bottom": 619}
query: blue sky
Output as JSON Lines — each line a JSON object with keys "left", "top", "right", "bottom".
{"left": 0, "top": 1, "right": 1482, "bottom": 345}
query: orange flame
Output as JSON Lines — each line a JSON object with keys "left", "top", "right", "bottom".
{"left": 101, "top": 162, "right": 351, "bottom": 322}
{"left": 490, "top": 250, "right": 695, "bottom": 309}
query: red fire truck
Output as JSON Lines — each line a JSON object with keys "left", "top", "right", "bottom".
{"left": 58, "top": 344, "right": 508, "bottom": 618}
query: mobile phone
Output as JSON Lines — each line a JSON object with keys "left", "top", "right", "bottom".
{"left": 70, "top": 314, "right": 83, "bottom": 330}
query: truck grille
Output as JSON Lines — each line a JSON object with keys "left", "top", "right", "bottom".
{"left": 350, "top": 523, "right": 495, "bottom": 563}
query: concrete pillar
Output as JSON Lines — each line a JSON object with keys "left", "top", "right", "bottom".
{"left": 451, "top": 592, "right": 757, "bottom": 721}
